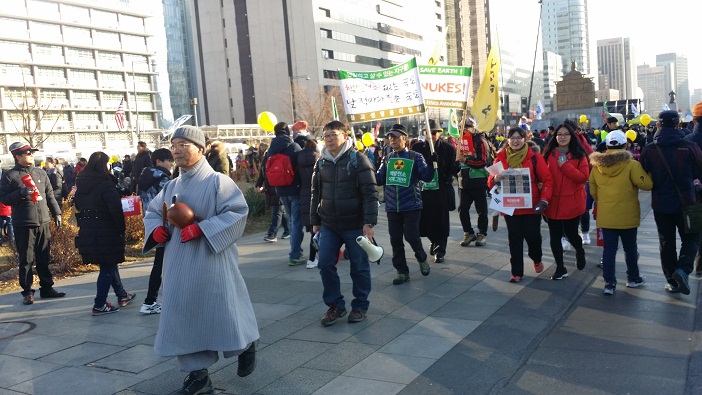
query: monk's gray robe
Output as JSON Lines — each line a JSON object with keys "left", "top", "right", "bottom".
{"left": 143, "top": 157, "right": 259, "bottom": 357}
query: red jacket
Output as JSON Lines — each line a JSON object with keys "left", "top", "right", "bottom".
{"left": 488, "top": 148, "right": 553, "bottom": 216}
{"left": 543, "top": 153, "right": 589, "bottom": 220}
{"left": 575, "top": 133, "right": 594, "bottom": 155}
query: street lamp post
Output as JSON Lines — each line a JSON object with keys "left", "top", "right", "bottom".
{"left": 290, "top": 75, "right": 310, "bottom": 121}
{"left": 190, "top": 97, "right": 198, "bottom": 127}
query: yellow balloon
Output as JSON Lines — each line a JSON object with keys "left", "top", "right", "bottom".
{"left": 361, "top": 132, "right": 374, "bottom": 147}
{"left": 257, "top": 111, "right": 277, "bottom": 132}
{"left": 579, "top": 115, "right": 587, "bottom": 123}
{"left": 356, "top": 140, "right": 364, "bottom": 151}
{"left": 110, "top": 155, "right": 119, "bottom": 163}
{"left": 40, "top": 161, "right": 46, "bottom": 167}
{"left": 593, "top": 129, "right": 600, "bottom": 135}
{"left": 625, "top": 130, "right": 637, "bottom": 141}
{"left": 641, "top": 114, "right": 652, "bottom": 126}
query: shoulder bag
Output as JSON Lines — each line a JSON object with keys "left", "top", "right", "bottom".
{"left": 655, "top": 144, "right": 702, "bottom": 234}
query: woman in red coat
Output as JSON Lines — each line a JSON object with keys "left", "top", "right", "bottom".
{"left": 488, "top": 127, "right": 553, "bottom": 283}
{"left": 542, "top": 123, "right": 590, "bottom": 280}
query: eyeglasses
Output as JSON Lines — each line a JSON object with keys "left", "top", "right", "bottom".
{"left": 169, "top": 143, "right": 192, "bottom": 151}
{"left": 430, "top": 130, "right": 441, "bottom": 134}
{"left": 556, "top": 133, "right": 571, "bottom": 137}
{"left": 508, "top": 136, "right": 524, "bottom": 141}
{"left": 322, "top": 132, "right": 343, "bottom": 139}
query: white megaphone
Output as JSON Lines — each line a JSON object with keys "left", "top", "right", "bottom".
{"left": 356, "top": 235, "right": 384, "bottom": 264}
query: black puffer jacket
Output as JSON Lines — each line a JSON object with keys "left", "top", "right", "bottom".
{"left": 131, "top": 150, "right": 152, "bottom": 193}
{"left": 297, "top": 147, "right": 320, "bottom": 227}
{"left": 74, "top": 171, "right": 126, "bottom": 264}
{"left": 0, "top": 164, "right": 61, "bottom": 227}
{"left": 310, "top": 141, "right": 378, "bottom": 231}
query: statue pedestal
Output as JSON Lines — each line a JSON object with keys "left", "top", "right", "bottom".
{"left": 669, "top": 103, "right": 678, "bottom": 112}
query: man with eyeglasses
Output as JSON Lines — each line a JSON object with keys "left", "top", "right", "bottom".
{"left": 143, "top": 126, "right": 259, "bottom": 393}
{"left": 457, "top": 117, "right": 491, "bottom": 247}
{"left": 311, "top": 120, "right": 378, "bottom": 326}
{"left": 0, "top": 142, "right": 64, "bottom": 305}
{"left": 377, "top": 124, "right": 435, "bottom": 285}
{"left": 412, "top": 119, "right": 456, "bottom": 263}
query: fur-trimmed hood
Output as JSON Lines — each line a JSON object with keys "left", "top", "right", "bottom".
{"left": 208, "top": 140, "right": 226, "bottom": 156}
{"left": 589, "top": 149, "right": 632, "bottom": 177}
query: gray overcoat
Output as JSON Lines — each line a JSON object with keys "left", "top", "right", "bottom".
{"left": 143, "top": 157, "right": 259, "bottom": 357}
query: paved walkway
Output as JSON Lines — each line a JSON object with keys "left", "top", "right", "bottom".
{"left": 0, "top": 191, "right": 700, "bottom": 394}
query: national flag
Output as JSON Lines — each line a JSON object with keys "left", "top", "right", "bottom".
{"left": 115, "top": 99, "right": 125, "bottom": 130}
{"left": 630, "top": 103, "right": 640, "bottom": 117}
{"left": 331, "top": 96, "right": 339, "bottom": 121}
{"left": 448, "top": 109, "right": 460, "bottom": 138}
{"left": 535, "top": 100, "right": 544, "bottom": 120}
{"left": 472, "top": 42, "right": 501, "bottom": 132}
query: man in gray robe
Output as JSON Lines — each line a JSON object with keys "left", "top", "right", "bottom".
{"left": 143, "top": 126, "right": 259, "bottom": 394}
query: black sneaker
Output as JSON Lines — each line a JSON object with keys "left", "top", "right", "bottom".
{"left": 673, "top": 269, "right": 690, "bottom": 295}
{"left": 434, "top": 255, "right": 445, "bottom": 263}
{"left": 551, "top": 266, "right": 568, "bottom": 280}
{"left": 118, "top": 292, "right": 136, "bottom": 307}
{"left": 39, "top": 288, "right": 66, "bottom": 299}
{"left": 92, "top": 302, "right": 120, "bottom": 316}
{"left": 237, "top": 342, "right": 256, "bottom": 377}
{"left": 348, "top": 310, "right": 365, "bottom": 323}
{"left": 576, "top": 252, "right": 586, "bottom": 270}
{"left": 321, "top": 304, "right": 347, "bottom": 326}
{"left": 177, "top": 369, "right": 212, "bottom": 395}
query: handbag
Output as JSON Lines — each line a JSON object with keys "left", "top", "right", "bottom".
{"left": 655, "top": 145, "right": 702, "bottom": 234}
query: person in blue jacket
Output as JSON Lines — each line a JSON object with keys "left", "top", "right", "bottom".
{"left": 376, "top": 124, "right": 435, "bottom": 285}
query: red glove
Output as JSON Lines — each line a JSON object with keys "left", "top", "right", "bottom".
{"left": 181, "top": 223, "right": 204, "bottom": 243}
{"left": 153, "top": 226, "right": 170, "bottom": 243}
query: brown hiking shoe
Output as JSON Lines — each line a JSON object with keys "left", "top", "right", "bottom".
{"left": 348, "top": 310, "right": 365, "bottom": 323}
{"left": 23, "top": 294, "right": 34, "bottom": 305}
{"left": 321, "top": 304, "right": 347, "bottom": 326}
{"left": 475, "top": 233, "right": 487, "bottom": 246}
{"left": 460, "top": 232, "right": 477, "bottom": 246}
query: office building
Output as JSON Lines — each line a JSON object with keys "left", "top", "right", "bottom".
{"left": 188, "top": 0, "right": 446, "bottom": 126}
{"left": 540, "top": 0, "right": 589, "bottom": 110}
{"left": 0, "top": 0, "right": 163, "bottom": 154}
{"left": 691, "top": 88, "right": 702, "bottom": 108}
{"left": 637, "top": 64, "right": 674, "bottom": 114}
{"left": 656, "top": 53, "right": 690, "bottom": 111}
{"left": 596, "top": 37, "right": 638, "bottom": 100}
{"left": 162, "top": 0, "right": 198, "bottom": 123}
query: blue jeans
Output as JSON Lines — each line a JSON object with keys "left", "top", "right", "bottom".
{"left": 281, "top": 196, "right": 303, "bottom": 260}
{"left": 601, "top": 228, "right": 639, "bottom": 286}
{"left": 94, "top": 263, "right": 127, "bottom": 308}
{"left": 267, "top": 204, "right": 290, "bottom": 236}
{"left": 317, "top": 225, "right": 371, "bottom": 312}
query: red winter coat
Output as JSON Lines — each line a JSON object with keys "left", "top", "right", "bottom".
{"left": 543, "top": 153, "right": 589, "bottom": 220}
{"left": 488, "top": 147, "right": 553, "bottom": 216}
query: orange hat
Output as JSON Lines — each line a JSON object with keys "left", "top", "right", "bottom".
{"left": 292, "top": 120, "right": 308, "bottom": 132}
{"left": 693, "top": 102, "right": 702, "bottom": 117}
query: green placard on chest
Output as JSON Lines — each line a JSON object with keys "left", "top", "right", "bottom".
{"left": 386, "top": 158, "right": 414, "bottom": 187}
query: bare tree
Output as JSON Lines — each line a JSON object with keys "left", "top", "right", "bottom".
{"left": 282, "top": 83, "right": 347, "bottom": 137}
{"left": 5, "top": 83, "right": 65, "bottom": 148}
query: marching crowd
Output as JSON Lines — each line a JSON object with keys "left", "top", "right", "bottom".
{"left": 2, "top": 102, "right": 702, "bottom": 394}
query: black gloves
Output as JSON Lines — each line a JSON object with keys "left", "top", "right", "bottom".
{"left": 430, "top": 152, "right": 439, "bottom": 164}
{"left": 54, "top": 216, "right": 62, "bottom": 229}
{"left": 534, "top": 199, "right": 548, "bottom": 213}
{"left": 20, "top": 187, "right": 34, "bottom": 197}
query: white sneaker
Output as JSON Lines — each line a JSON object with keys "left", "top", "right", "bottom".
{"left": 582, "top": 233, "right": 591, "bottom": 245}
{"left": 561, "top": 237, "right": 571, "bottom": 251}
{"left": 306, "top": 258, "right": 318, "bottom": 269}
{"left": 140, "top": 302, "right": 162, "bottom": 314}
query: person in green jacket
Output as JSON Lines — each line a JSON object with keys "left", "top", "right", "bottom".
{"left": 589, "top": 131, "right": 653, "bottom": 295}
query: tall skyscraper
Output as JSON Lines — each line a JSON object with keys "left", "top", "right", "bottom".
{"left": 656, "top": 53, "right": 690, "bottom": 111}
{"left": 0, "top": 0, "right": 162, "bottom": 152}
{"left": 540, "top": 0, "right": 589, "bottom": 110}
{"left": 596, "top": 37, "right": 638, "bottom": 100}
{"left": 162, "top": 0, "right": 198, "bottom": 123}
{"left": 188, "top": 0, "right": 445, "bottom": 126}
{"left": 541, "top": 0, "right": 590, "bottom": 76}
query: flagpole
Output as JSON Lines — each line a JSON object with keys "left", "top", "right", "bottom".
{"left": 526, "top": 0, "right": 543, "bottom": 115}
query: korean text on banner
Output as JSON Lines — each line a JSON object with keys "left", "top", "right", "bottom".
{"left": 472, "top": 44, "right": 501, "bottom": 132}
{"left": 339, "top": 57, "right": 425, "bottom": 123}
{"left": 419, "top": 65, "right": 472, "bottom": 110}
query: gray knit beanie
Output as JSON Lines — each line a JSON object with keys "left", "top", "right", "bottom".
{"left": 171, "top": 125, "right": 206, "bottom": 149}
